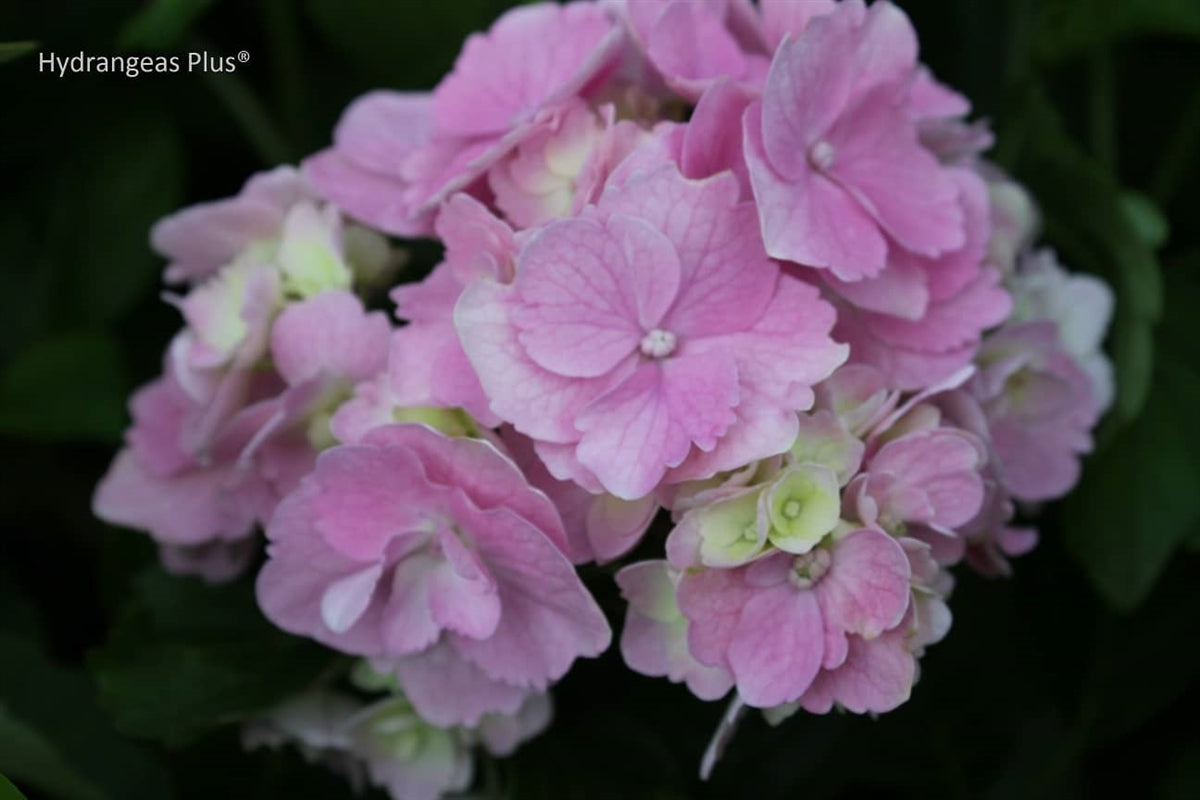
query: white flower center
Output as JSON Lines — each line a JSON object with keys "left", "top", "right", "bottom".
{"left": 809, "top": 139, "right": 836, "bottom": 172}
{"left": 790, "top": 547, "right": 832, "bottom": 589}
{"left": 639, "top": 328, "right": 677, "bottom": 359}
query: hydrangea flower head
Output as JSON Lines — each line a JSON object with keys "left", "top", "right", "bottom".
{"left": 256, "top": 423, "right": 610, "bottom": 725}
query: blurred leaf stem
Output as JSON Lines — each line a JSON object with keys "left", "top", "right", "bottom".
{"left": 1089, "top": 47, "right": 1117, "bottom": 170}
{"left": 1151, "top": 80, "right": 1200, "bottom": 207}
{"left": 259, "top": 0, "right": 308, "bottom": 150}
{"left": 189, "top": 35, "right": 293, "bottom": 165}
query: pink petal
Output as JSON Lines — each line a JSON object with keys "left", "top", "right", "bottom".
{"left": 728, "top": 584, "right": 824, "bottom": 707}
{"left": 334, "top": 91, "right": 432, "bottom": 179}
{"left": 644, "top": 1, "right": 748, "bottom": 100}
{"left": 816, "top": 528, "right": 911, "bottom": 638}
{"left": 451, "top": 506, "right": 610, "bottom": 687}
{"left": 302, "top": 149, "right": 433, "bottom": 237}
{"left": 799, "top": 627, "right": 915, "bottom": 714}
{"left": 381, "top": 553, "right": 442, "bottom": 655}
{"left": 677, "top": 567, "right": 753, "bottom": 670}
{"left": 512, "top": 218, "right": 644, "bottom": 379}
{"left": 309, "top": 445, "right": 429, "bottom": 560}
{"left": 455, "top": 279, "right": 615, "bottom": 444}
{"left": 575, "top": 353, "right": 739, "bottom": 500}
{"left": 321, "top": 561, "right": 384, "bottom": 633}
{"left": 757, "top": 0, "right": 836, "bottom": 50}
{"left": 822, "top": 256, "right": 929, "bottom": 320}
{"left": 682, "top": 81, "right": 754, "bottom": 191}
{"left": 746, "top": 105, "right": 888, "bottom": 279}
{"left": 270, "top": 290, "right": 391, "bottom": 386}
{"left": 364, "top": 425, "right": 570, "bottom": 558}
{"left": 428, "top": 526, "right": 502, "bottom": 641}
{"left": 432, "top": 3, "right": 619, "bottom": 137}
{"left": 825, "top": 84, "right": 964, "bottom": 257}
{"left": 395, "top": 641, "right": 530, "bottom": 727}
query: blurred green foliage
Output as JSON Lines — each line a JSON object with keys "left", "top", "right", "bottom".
{"left": 1, "top": 0, "right": 1199, "bottom": 798}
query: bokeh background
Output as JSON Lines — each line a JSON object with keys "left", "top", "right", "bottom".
{"left": 1, "top": 1, "right": 1199, "bottom": 798}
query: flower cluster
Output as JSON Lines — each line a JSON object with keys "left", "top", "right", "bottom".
{"left": 93, "top": 1, "right": 1114, "bottom": 796}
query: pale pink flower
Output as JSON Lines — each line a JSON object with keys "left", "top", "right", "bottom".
{"left": 256, "top": 424, "right": 609, "bottom": 726}
{"left": 502, "top": 428, "right": 657, "bottom": 564}
{"left": 456, "top": 164, "right": 846, "bottom": 500}
{"left": 617, "top": 560, "right": 734, "bottom": 701}
{"left": 1008, "top": 248, "right": 1115, "bottom": 413}
{"left": 381, "top": 194, "right": 522, "bottom": 428}
{"left": 845, "top": 426, "right": 988, "bottom": 537}
{"left": 931, "top": 388, "right": 1038, "bottom": 576}
{"left": 238, "top": 289, "right": 392, "bottom": 499}
{"left": 970, "top": 321, "right": 1100, "bottom": 501}
{"left": 745, "top": 0, "right": 964, "bottom": 280}
{"left": 152, "top": 166, "right": 317, "bottom": 283}
{"left": 159, "top": 539, "right": 258, "bottom": 583}
{"left": 92, "top": 367, "right": 277, "bottom": 556}
{"left": 983, "top": 167, "right": 1040, "bottom": 275}
{"left": 618, "top": 0, "right": 769, "bottom": 101}
{"left": 795, "top": 616, "right": 915, "bottom": 714}
{"left": 488, "top": 100, "right": 647, "bottom": 229}
{"left": 305, "top": 2, "right": 624, "bottom": 235}
{"left": 826, "top": 168, "right": 1011, "bottom": 390}
{"left": 675, "top": 529, "right": 911, "bottom": 707}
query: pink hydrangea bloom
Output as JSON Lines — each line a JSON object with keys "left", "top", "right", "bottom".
{"left": 457, "top": 165, "right": 847, "bottom": 500}
{"left": 744, "top": 0, "right": 964, "bottom": 280}
{"left": 160, "top": 181, "right": 386, "bottom": 455}
{"left": 487, "top": 100, "right": 646, "bottom": 229}
{"left": 1008, "top": 248, "right": 1115, "bottom": 412}
{"left": 931, "top": 387, "right": 1038, "bottom": 576}
{"left": 617, "top": 560, "right": 734, "bottom": 701}
{"left": 256, "top": 424, "right": 610, "bottom": 726}
{"left": 754, "top": 0, "right": 838, "bottom": 51}
{"left": 159, "top": 539, "right": 258, "bottom": 583}
{"left": 381, "top": 194, "right": 520, "bottom": 428}
{"left": 795, "top": 613, "right": 915, "bottom": 714}
{"left": 306, "top": 2, "right": 624, "bottom": 235}
{"left": 619, "top": 0, "right": 769, "bottom": 101}
{"left": 92, "top": 366, "right": 277, "bottom": 554}
{"left": 503, "top": 428, "right": 657, "bottom": 563}
{"left": 152, "top": 166, "right": 317, "bottom": 283}
{"left": 968, "top": 321, "right": 1100, "bottom": 502}
{"left": 845, "top": 426, "right": 988, "bottom": 537}
{"left": 245, "top": 687, "right": 550, "bottom": 800}
{"left": 674, "top": 528, "right": 911, "bottom": 707}
{"left": 825, "top": 168, "right": 1012, "bottom": 390}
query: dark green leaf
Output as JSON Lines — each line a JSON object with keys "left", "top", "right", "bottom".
{"left": 0, "top": 775, "right": 28, "bottom": 800}
{"left": 0, "top": 41, "right": 37, "bottom": 64}
{"left": 0, "top": 633, "right": 172, "bottom": 800}
{"left": 118, "top": 0, "right": 216, "bottom": 50}
{"left": 1161, "top": 740, "right": 1200, "bottom": 800}
{"left": 1062, "top": 357, "right": 1200, "bottom": 610}
{"left": 0, "top": 331, "right": 127, "bottom": 443}
{"left": 71, "top": 114, "right": 183, "bottom": 324}
{"left": 1035, "top": 0, "right": 1200, "bottom": 63}
{"left": 0, "top": 703, "right": 106, "bottom": 800}
{"left": 1121, "top": 192, "right": 1170, "bottom": 250}
{"left": 90, "top": 568, "right": 337, "bottom": 746}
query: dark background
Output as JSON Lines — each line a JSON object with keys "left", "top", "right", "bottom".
{"left": 1, "top": 1, "right": 1199, "bottom": 798}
